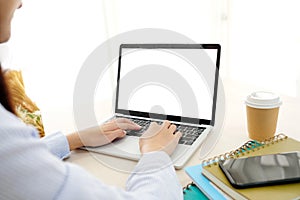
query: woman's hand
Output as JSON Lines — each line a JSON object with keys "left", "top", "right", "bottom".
{"left": 67, "top": 118, "right": 141, "bottom": 151}
{"left": 139, "top": 121, "right": 182, "bottom": 156}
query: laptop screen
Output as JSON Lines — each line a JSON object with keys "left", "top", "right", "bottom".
{"left": 115, "top": 44, "right": 220, "bottom": 125}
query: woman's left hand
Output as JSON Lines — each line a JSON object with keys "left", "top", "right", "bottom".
{"left": 67, "top": 118, "right": 141, "bottom": 150}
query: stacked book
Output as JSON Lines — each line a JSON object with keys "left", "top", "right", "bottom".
{"left": 183, "top": 134, "right": 300, "bottom": 200}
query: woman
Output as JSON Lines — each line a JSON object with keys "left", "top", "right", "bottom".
{"left": 0, "top": 0, "right": 183, "bottom": 199}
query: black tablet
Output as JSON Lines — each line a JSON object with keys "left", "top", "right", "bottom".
{"left": 219, "top": 151, "right": 300, "bottom": 188}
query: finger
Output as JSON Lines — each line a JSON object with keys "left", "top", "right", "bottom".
{"left": 140, "top": 122, "right": 159, "bottom": 138}
{"left": 117, "top": 131, "right": 126, "bottom": 139}
{"left": 162, "top": 120, "right": 171, "bottom": 129}
{"left": 116, "top": 122, "right": 141, "bottom": 130}
{"left": 168, "top": 124, "right": 177, "bottom": 134}
{"left": 174, "top": 130, "right": 182, "bottom": 138}
{"left": 115, "top": 118, "right": 139, "bottom": 125}
{"left": 106, "top": 129, "right": 126, "bottom": 141}
{"left": 173, "top": 131, "right": 182, "bottom": 143}
{"left": 147, "top": 122, "right": 161, "bottom": 132}
{"left": 102, "top": 119, "right": 141, "bottom": 132}
{"left": 114, "top": 118, "right": 132, "bottom": 123}
{"left": 101, "top": 121, "right": 119, "bottom": 132}
{"left": 149, "top": 121, "right": 159, "bottom": 127}
{"left": 114, "top": 118, "right": 141, "bottom": 130}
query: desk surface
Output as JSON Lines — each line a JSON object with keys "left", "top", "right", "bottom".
{"left": 42, "top": 79, "right": 300, "bottom": 188}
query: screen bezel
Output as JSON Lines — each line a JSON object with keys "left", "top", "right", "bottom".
{"left": 115, "top": 44, "right": 221, "bottom": 125}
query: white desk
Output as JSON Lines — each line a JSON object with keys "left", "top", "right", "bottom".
{"left": 42, "top": 79, "right": 300, "bottom": 188}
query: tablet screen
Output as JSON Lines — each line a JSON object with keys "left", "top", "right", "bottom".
{"left": 219, "top": 151, "right": 300, "bottom": 188}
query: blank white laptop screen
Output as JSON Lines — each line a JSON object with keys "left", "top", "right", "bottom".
{"left": 117, "top": 47, "right": 218, "bottom": 122}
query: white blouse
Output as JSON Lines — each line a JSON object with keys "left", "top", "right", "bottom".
{"left": 0, "top": 104, "right": 183, "bottom": 200}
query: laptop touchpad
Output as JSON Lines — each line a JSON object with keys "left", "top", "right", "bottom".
{"left": 112, "top": 136, "right": 141, "bottom": 155}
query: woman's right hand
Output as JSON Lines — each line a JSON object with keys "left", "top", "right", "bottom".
{"left": 139, "top": 121, "right": 182, "bottom": 156}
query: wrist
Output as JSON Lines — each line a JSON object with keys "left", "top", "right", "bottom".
{"left": 66, "top": 132, "right": 83, "bottom": 151}
{"left": 140, "top": 144, "right": 164, "bottom": 155}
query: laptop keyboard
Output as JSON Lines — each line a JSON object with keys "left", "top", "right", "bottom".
{"left": 116, "top": 117, "right": 205, "bottom": 145}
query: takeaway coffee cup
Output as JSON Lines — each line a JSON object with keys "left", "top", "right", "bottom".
{"left": 245, "top": 91, "right": 282, "bottom": 141}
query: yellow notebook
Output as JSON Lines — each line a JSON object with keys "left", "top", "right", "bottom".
{"left": 202, "top": 134, "right": 300, "bottom": 200}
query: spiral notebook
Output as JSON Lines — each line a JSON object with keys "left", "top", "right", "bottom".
{"left": 201, "top": 134, "right": 300, "bottom": 200}
{"left": 185, "top": 139, "right": 262, "bottom": 199}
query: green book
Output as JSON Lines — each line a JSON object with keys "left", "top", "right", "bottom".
{"left": 183, "top": 182, "right": 209, "bottom": 200}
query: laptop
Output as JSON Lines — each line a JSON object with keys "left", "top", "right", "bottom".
{"left": 85, "top": 44, "right": 221, "bottom": 169}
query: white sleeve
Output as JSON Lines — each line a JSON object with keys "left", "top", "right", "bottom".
{"left": 0, "top": 123, "right": 183, "bottom": 200}
{"left": 126, "top": 151, "right": 183, "bottom": 199}
{"left": 41, "top": 131, "right": 71, "bottom": 159}
{"left": 58, "top": 152, "right": 183, "bottom": 200}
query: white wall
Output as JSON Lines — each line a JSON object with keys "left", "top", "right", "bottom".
{"left": 227, "top": 0, "right": 300, "bottom": 96}
{"left": 9, "top": 0, "right": 109, "bottom": 132}
{"left": 7, "top": 0, "right": 300, "bottom": 132}
{"left": 10, "top": 0, "right": 107, "bottom": 107}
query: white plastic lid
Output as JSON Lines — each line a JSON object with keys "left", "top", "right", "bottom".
{"left": 245, "top": 91, "right": 282, "bottom": 109}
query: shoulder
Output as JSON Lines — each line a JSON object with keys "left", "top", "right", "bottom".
{"left": 0, "top": 103, "right": 39, "bottom": 139}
